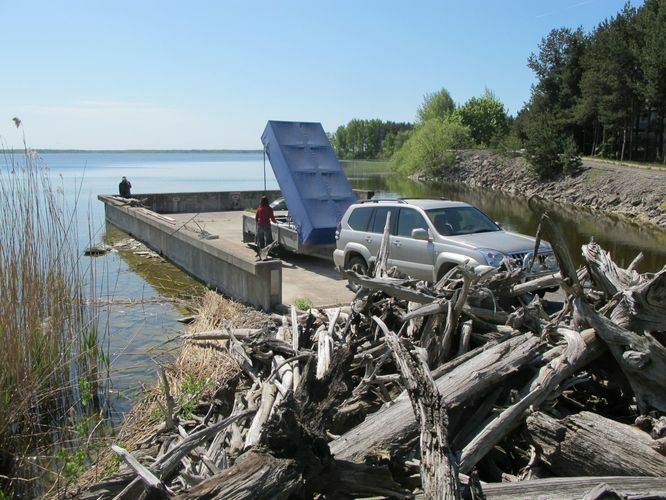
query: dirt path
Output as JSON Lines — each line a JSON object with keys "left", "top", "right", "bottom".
{"left": 428, "top": 151, "right": 666, "bottom": 230}
{"left": 583, "top": 157, "right": 666, "bottom": 177}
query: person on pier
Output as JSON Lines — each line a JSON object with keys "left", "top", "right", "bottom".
{"left": 255, "top": 195, "right": 277, "bottom": 249}
{"left": 119, "top": 176, "right": 132, "bottom": 198}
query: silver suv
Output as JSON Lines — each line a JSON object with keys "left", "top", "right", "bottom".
{"left": 333, "top": 199, "right": 558, "bottom": 283}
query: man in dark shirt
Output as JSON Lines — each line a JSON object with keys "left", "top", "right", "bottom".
{"left": 119, "top": 176, "right": 132, "bottom": 198}
{"left": 255, "top": 195, "right": 277, "bottom": 248}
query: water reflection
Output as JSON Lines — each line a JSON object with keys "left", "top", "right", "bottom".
{"left": 342, "top": 161, "right": 666, "bottom": 273}
{"left": 103, "top": 224, "right": 207, "bottom": 303}
{"left": 93, "top": 225, "right": 208, "bottom": 418}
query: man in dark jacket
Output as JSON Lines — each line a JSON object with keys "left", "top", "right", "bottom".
{"left": 119, "top": 176, "right": 132, "bottom": 198}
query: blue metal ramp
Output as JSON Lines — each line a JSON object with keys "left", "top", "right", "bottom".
{"left": 261, "top": 120, "right": 357, "bottom": 245}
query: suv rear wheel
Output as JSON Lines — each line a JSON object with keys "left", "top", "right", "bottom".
{"left": 346, "top": 255, "right": 368, "bottom": 291}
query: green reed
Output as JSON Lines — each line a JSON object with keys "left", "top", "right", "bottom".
{"left": 0, "top": 145, "right": 106, "bottom": 497}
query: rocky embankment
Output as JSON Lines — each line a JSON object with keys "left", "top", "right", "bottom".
{"left": 422, "top": 150, "right": 666, "bottom": 229}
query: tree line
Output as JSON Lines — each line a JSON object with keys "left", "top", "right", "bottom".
{"left": 331, "top": 88, "right": 512, "bottom": 176}
{"left": 329, "top": 119, "right": 413, "bottom": 160}
{"left": 331, "top": 0, "right": 666, "bottom": 179}
{"left": 518, "top": 0, "right": 666, "bottom": 176}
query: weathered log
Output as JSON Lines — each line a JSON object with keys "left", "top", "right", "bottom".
{"left": 315, "top": 324, "right": 333, "bottom": 379}
{"left": 227, "top": 333, "right": 259, "bottom": 383}
{"left": 582, "top": 240, "right": 641, "bottom": 297}
{"left": 269, "top": 324, "right": 292, "bottom": 417}
{"left": 106, "top": 410, "right": 255, "bottom": 499}
{"left": 575, "top": 297, "right": 666, "bottom": 413}
{"left": 610, "top": 268, "right": 666, "bottom": 334}
{"left": 343, "top": 271, "right": 437, "bottom": 303}
{"left": 541, "top": 213, "right": 582, "bottom": 295}
{"left": 421, "top": 476, "right": 666, "bottom": 500}
{"left": 456, "top": 320, "right": 473, "bottom": 357}
{"left": 244, "top": 382, "right": 276, "bottom": 449}
{"left": 376, "top": 316, "right": 461, "bottom": 499}
{"left": 527, "top": 411, "right": 666, "bottom": 477}
{"left": 159, "top": 367, "right": 175, "bottom": 431}
{"left": 458, "top": 328, "right": 605, "bottom": 473}
{"left": 438, "top": 269, "right": 474, "bottom": 363}
{"left": 291, "top": 305, "right": 301, "bottom": 390}
{"left": 508, "top": 272, "right": 562, "bottom": 296}
{"left": 374, "top": 211, "right": 392, "bottom": 278}
{"left": 333, "top": 460, "right": 412, "bottom": 498}
{"left": 181, "top": 329, "right": 261, "bottom": 341}
{"left": 581, "top": 483, "right": 624, "bottom": 500}
{"left": 175, "top": 451, "right": 302, "bottom": 500}
{"left": 110, "top": 445, "right": 175, "bottom": 497}
{"left": 330, "top": 332, "right": 543, "bottom": 463}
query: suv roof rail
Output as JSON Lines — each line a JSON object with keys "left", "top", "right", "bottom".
{"left": 401, "top": 196, "right": 450, "bottom": 201}
{"left": 355, "top": 197, "right": 452, "bottom": 205}
{"left": 357, "top": 198, "right": 408, "bottom": 204}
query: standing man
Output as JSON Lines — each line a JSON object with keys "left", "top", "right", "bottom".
{"left": 119, "top": 176, "right": 132, "bottom": 198}
{"left": 255, "top": 195, "right": 277, "bottom": 249}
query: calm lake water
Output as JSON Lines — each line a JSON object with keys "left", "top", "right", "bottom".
{"left": 34, "top": 151, "right": 666, "bottom": 418}
{"left": 39, "top": 151, "right": 281, "bottom": 419}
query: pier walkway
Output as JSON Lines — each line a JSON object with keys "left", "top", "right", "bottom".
{"left": 168, "top": 211, "right": 355, "bottom": 308}
{"left": 99, "top": 192, "right": 355, "bottom": 311}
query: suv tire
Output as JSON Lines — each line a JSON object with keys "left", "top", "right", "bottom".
{"left": 346, "top": 255, "right": 368, "bottom": 292}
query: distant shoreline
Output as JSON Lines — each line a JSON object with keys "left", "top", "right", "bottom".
{"left": 7, "top": 149, "right": 264, "bottom": 154}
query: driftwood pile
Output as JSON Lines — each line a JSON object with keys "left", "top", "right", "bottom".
{"left": 81, "top": 215, "right": 666, "bottom": 499}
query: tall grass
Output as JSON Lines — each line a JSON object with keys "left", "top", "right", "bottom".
{"left": 0, "top": 143, "right": 104, "bottom": 497}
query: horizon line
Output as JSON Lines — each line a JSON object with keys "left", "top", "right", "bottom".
{"left": 6, "top": 148, "right": 265, "bottom": 154}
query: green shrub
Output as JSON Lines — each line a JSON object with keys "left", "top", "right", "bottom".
{"left": 178, "top": 373, "right": 212, "bottom": 418}
{"left": 294, "top": 297, "right": 313, "bottom": 311}
{"left": 523, "top": 112, "right": 581, "bottom": 179}
{"left": 391, "top": 119, "right": 472, "bottom": 176}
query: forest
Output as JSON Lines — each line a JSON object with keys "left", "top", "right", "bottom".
{"left": 331, "top": 0, "right": 666, "bottom": 178}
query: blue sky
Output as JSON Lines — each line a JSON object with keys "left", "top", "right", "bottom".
{"left": 0, "top": 0, "right": 636, "bottom": 150}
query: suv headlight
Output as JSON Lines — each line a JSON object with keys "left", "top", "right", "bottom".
{"left": 478, "top": 248, "right": 505, "bottom": 267}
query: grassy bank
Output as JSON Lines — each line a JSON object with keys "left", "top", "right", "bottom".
{"left": 0, "top": 147, "right": 105, "bottom": 497}
{"left": 77, "top": 290, "right": 270, "bottom": 489}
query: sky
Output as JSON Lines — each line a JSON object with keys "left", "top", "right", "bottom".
{"left": 0, "top": 0, "right": 638, "bottom": 150}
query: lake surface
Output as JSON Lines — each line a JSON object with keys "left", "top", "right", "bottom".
{"left": 36, "top": 151, "right": 281, "bottom": 419}
{"left": 29, "top": 152, "right": 666, "bottom": 418}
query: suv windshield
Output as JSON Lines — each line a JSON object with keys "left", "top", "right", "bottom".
{"left": 426, "top": 207, "right": 501, "bottom": 236}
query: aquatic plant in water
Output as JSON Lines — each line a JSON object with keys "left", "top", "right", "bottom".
{"left": 0, "top": 127, "right": 108, "bottom": 497}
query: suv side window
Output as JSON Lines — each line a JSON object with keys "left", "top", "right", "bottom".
{"left": 347, "top": 206, "right": 373, "bottom": 231}
{"left": 369, "top": 207, "right": 397, "bottom": 234}
{"left": 397, "top": 208, "right": 429, "bottom": 237}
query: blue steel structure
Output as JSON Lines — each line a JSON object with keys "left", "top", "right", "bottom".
{"left": 261, "top": 120, "right": 357, "bottom": 246}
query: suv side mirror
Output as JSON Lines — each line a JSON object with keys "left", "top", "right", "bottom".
{"left": 412, "top": 228, "right": 430, "bottom": 240}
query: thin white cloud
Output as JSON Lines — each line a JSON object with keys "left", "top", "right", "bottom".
{"left": 536, "top": 0, "right": 599, "bottom": 19}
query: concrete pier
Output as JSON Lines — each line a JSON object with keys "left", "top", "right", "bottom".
{"left": 99, "top": 191, "right": 355, "bottom": 311}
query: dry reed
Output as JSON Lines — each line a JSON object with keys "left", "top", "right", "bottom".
{"left": 0, "top": 143, "right": 104, "bottom": 497}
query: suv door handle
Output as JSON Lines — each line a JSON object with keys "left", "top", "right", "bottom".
{"left": 365, "top": 237, "right": 373, "bottom": 243}
{"left": 393, "top": 239, "right": 402, "bottom": 247}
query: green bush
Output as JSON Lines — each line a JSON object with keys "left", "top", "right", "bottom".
{"left": 391, "top": 119, "right": 472, "bottom": 176}
{"left": 294, "top": 297, "right": 313, "bottom": 311}
{"left": 454, "top": 89, "right": 509, "bottom": 147}
{"left": 524, "top": 112, "right": 581, "bottom": 179}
